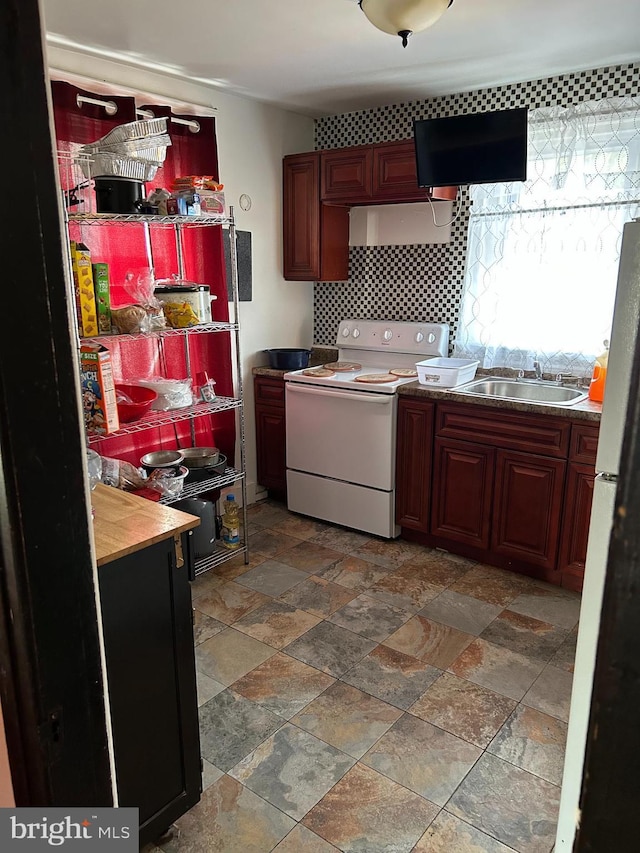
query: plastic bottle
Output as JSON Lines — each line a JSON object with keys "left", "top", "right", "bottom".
{"left": 221, "top": 493, "right": 241, "bottom": 550}
{"left": 588, "top": 340, "right": 609, "bottom": 402}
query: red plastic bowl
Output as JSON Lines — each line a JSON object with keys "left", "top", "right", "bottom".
{"left": 115, "top": 384, "right": 158, "bottom": 423}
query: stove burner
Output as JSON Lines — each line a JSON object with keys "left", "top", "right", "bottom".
{"left": 354, "top": 373, "right": 398, "bottom": 384}
{"left": 323, "top": 361, "right": 362, "bottom": 372}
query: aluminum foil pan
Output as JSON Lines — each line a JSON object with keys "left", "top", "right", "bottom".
{"left": 78, "top": 153, "right": 159, "bottom": 182}
{"left": 95, "top": 117, "right": 168, "bottom": 146}
{"left": 82, "top": 134, "right": 171, "bottom": 162}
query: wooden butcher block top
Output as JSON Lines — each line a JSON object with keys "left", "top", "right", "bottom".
{"left": 92, "top": 483, "right": 200, "bottom": 566}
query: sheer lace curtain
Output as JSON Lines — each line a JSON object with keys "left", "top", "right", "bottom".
{"left": 454, "top": 98, "right": 640, "bottom": 377}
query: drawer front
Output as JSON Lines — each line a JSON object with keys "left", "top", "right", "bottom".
{"left": 255, "top": 377, "right": 285, "bottom": 406}
{"left": 570, "top": 423, "right": 600, "bottom": 464}
{"left": 436, "top": 403, "right": 570, "bottom": 458}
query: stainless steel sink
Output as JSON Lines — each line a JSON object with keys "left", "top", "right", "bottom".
{"left": 453, "top": 377, "right": 589, "bottom": 406}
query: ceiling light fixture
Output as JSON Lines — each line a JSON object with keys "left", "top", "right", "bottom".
{"left": 359, "top": 0, "right": 454, "bottom": 48}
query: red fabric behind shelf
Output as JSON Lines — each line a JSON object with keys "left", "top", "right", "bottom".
{"left": 52, "top": 82, "right": 236, "bottom": 471}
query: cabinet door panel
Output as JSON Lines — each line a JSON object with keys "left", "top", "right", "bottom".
{"left": 431, "top": 438, "right": 494, "bottom": 549}
{"left": 99, "top": 537, "right": 200, "bottom": 844}
{"left": 396, "top": 398, "right": 434, "bottom": 531}
{"left": 321, "top": 147, "right": 373, "bottom": 201}
{"left": 492, "top": 450, "right": 565, "bottom": 571}
{"left": 558, "top": 462, "right": 595, "bottom": 591}
{"left": 372, "top": 141, "right": 430, "bottom": 201}
{"left": 255, "top": 404, "right": 287, "bottom": 493}
{"left": 283, "top": 153, "right": 320, "bottom": 280}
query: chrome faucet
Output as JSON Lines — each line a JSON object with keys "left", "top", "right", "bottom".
{"left": 533, "top": 360, "right": 543, "bottom": 380}
{"left": 555, "top": 372, "right": 575, "bottom": 386}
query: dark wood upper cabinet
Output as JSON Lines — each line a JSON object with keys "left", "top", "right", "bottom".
{"left": 372, "top": 140, "right": 454, "bottom": 202}
{"left": 283, "top": 152, "right": 349, "bottom": 281}
{"left": 283, "top": 140, "right": 456, "bottom": 280}
{"left": 283, "top": 152, "right": 319, "bottom": 280}
{"left": 321, "top": 145, "right": 373, "bottom": 202}
{"left": 320, "top": 141, "right": 457, "bottom": 204}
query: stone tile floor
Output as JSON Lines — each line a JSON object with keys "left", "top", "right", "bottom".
{"left": 147, "top": 499, "right": 580, "bottom": 853}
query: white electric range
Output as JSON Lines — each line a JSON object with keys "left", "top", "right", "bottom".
{"left": 284, "top": 319, "right": 449, "bottom": 538}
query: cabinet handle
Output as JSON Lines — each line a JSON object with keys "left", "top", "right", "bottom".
{"left": 286, "top": 384, "right": 394, "bottom": 405}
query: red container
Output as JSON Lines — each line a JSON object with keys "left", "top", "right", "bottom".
{"left": 115, "top": 384, "right": 158, "bottom": 423}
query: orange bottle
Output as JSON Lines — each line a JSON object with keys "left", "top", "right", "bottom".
{"left": 588, "top": 340, "right": 609, "bottom": 402}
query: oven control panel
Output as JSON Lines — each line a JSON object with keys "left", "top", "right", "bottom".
{"left": 336, "top": 320, "right": 449, "bottom": 357}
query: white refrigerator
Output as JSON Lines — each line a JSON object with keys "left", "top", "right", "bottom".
{"left": 555, "top": 217, "right": 640, "bottom": 850}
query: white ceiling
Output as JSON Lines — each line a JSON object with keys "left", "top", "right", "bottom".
{"left": 43, "top": 0, "right": 640, "bottom": 117}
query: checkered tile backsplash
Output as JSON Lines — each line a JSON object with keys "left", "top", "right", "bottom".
{"left": 313, "top": 62, "right": 640, "bottom": 346}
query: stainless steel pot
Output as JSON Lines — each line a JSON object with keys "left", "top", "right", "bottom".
{"left": 181, "top": 447, "right": 220, "bottom": 468}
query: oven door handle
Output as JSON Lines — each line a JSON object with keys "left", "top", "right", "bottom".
{"left": 286, "top": 383, "right": 394, "bottom": 405}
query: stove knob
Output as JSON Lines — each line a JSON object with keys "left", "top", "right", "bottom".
{"left": 352, "top": 328, "right": 360, "bottom": 338}
{"left": 428, "top": 332, "right": 436, "bottom": 344}
{"left": 415, "top": 331, "right": 425, "bottom": 343}
{"left": 341, "top": 326, "right": 351, "bottom": 337}
{"left": 383, "top": 329, "right": 393, "bottom": 342}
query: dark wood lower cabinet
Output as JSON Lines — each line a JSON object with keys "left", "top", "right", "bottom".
{"left": 558, "top": 462, "right": 595, "bottom": 591}
{"left": 396, "top": 398, "right": 600, "bottom": 587}
{"left": 395, "top": 398, "right": 434, "bottom": 531}
{"left": 99, "top": 535, "right": 201, "bottom": 847}
{"left": 492, "top": 449, "right": 565, "bottom": 573}
{"left": 255, "top": 376, "right": 287, "bottom": 498}
{"left": 431, "top": 438, "right": 495, "bottom": 550}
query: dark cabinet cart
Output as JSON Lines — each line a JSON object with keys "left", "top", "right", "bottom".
{"left": 93, "top": 484, "right": 202, "bottom": 846}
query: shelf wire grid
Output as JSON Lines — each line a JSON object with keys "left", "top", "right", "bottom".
{"left": 87, "top": 397, "right": 242, "bottom": 444}
{"left": 159, "top": 467, "right": 245, "bottom": 504}
{"left": 82, "top": 322, "right": 239, "bottom": 346}
{"left": 193, "top": 543, "right": 248, "bottom": 576}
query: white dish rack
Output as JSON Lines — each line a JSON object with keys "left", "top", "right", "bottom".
{"left": 416, "top": 357, "right": 479, "bottom": 388}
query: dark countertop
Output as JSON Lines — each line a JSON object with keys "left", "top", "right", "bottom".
{"left": 253, "top": 355, "right": 601, "bottom": 422}
{"left": 399, "top": 381, "right": 602, "bottom": 422}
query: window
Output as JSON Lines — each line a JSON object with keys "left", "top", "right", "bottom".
{"left": 454, "top": 98, "right": 640, "bottom": 376}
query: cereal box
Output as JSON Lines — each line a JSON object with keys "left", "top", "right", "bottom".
{"left": 70, "top": 241, "right": 99, "bottom": 337}
{"left": 92, "top": 262, "right": 112, "bottom": 334}
{"left": 80, "top": 344, "right": 120, "bottom": 435}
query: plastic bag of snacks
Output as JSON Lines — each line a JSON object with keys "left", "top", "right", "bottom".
{"left": 112, "top": 269, "right": 168, "bottom": 334}
{"left": 99, "top": 455, "right": 146, "bottom": 491}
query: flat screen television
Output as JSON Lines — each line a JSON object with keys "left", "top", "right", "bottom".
{"left": 413, "top": 107, "right": 528, "bottom": 187}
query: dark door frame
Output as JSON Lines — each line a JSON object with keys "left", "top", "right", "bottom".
{"left": 574, "top": 337, "right": 640, "bottom": 847}
{"left": 0, "top": 0, "right": 112, "bottom": 805}
{"left": 3, "top": 0, "right": 640, "bottom": 839}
